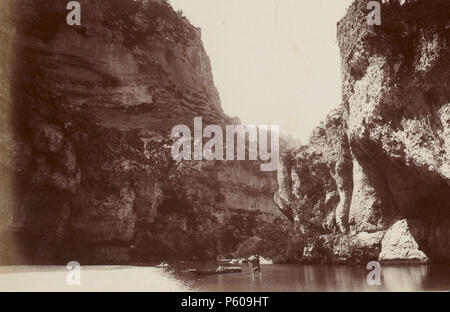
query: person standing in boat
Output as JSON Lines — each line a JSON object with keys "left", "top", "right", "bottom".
{"left": 248, "top": 254, "right": 261, "bottom": 278}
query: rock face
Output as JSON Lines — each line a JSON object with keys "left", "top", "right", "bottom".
{"left": 0, "top": 0, "right": 285, "bottom": 264}
{"left": 275, "top": 0, "right": 450, "bottom": 264}
{"left": 379, "top": 219, "right": 429, "bottom": 263}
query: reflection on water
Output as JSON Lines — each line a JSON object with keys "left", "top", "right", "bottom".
{"left": 175, "top": 263, "right": 450, "bottom": 292}
{"left": 0, "top": 263, "right": 448, "bottom": 291}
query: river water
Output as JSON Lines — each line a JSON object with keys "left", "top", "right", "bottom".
{"left": 0, "top": 263, "right": 449, "bottom": 291}
{"left": 174, "top": 263, "right": 450, "bottom": 292}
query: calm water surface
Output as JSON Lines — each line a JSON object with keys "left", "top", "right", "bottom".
{"left": 174, "top": 263, "right": 450, "bottom": 292}
{"left": 1, "top": 264, "right": 449, "bottom": 291}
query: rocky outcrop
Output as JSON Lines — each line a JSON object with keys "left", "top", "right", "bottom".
{"left": 0, "top": 0, "right": 285, "bottom": 264}
{"left": 378, "top": 219, "right": 429, "bottom": 263}
{"left": 275, "top": 0, "right": 450, "bottom": 264}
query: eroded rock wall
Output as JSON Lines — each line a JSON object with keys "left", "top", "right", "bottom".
{"left": 0, "top": 0, "right": 285, "bottom": 264}
{"left": 275, "top": 0, "right": 450, "bottom": 264}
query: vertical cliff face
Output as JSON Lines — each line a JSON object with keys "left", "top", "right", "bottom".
{"left": 0, "top": 0, "right": 285, "bottom": 264}
{"left": 275, "top": 0, "right": 450, "bottom": 264}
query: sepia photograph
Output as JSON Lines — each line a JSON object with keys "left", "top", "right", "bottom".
{"left": 0, "top": 0, "right": 449, "bottom": 297}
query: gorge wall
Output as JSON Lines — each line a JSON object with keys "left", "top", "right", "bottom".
{"left": 0, "top": 0, "right": 286, "bottom": 264}
{"left": 3, "top": 0, "right": 448, "bottom": 266}
{"left": 275, "top": 0, "right": 450, "bottom": 264}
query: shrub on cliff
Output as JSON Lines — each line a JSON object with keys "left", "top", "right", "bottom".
{"left": 231, "top": 218, "right": 307, "bottom": 264}
{"left": 233, "top": 236, "right": 265, "bottom": 259}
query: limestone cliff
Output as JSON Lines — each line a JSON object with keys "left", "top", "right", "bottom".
{"left": 0, "top": 0, "right": 285, "bottom": 264}
{"left": 275, "top": 0, "right": 450, "bottom": 264}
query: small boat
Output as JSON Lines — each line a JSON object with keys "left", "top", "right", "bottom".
{"left": 188, "top": 266, "right": 242, "bottom": 276}
{"left": 156, "top": 262, "right": 170, "bottom": 268}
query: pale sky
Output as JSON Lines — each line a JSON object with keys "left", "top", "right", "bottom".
{"left": 170, "top": 0, "right": 354, "bottom": 141}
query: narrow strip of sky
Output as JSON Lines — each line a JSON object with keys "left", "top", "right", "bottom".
{"left": 169, "top": 0, "right": 353, "bottom": 141}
